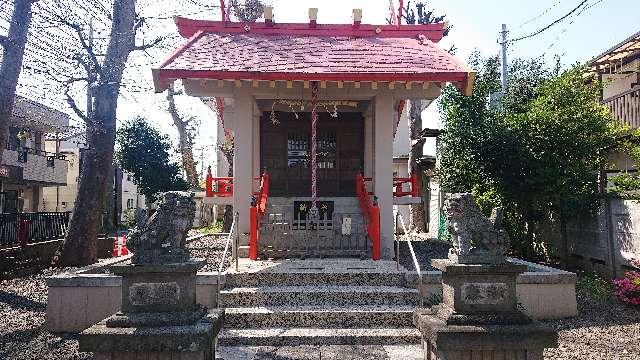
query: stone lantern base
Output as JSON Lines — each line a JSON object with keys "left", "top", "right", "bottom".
{"left": 414, "top": 310, "right": 557, "bottom": 360}
{"left": 79, "top": 259, "right": 224, "bottom": 360}
{"left": 79, "top": 311, "right": 223, "bottom": 360}
{"left": 413, "top": 259, "right": 558, "bottom": 360}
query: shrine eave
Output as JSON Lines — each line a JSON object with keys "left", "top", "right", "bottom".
{"left": 152, "top": 17, "right": 476, "bottom": 96}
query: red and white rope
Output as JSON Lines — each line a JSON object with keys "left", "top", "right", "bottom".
{"left": 311, "top": 81, "right": 319, "bottom": 209}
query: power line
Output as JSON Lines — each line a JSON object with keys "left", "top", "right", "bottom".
{"left": 513, "top": 0, "right": 563, "bottom": 30}
{"left": 509, "top": 0, "right": 588, "bottom": 43}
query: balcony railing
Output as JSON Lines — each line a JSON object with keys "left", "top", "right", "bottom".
{"left": 0, "top": 212, "right": 70, "bottom": 248}
{"left": 603, "top": 85, "right": 640, "bottom": 129}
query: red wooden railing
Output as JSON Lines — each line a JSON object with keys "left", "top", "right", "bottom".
{"left": 393, "top": 173, "right": 420, "bottom": 198}
{"left": 249, "top": 171, "right": 269, "bottom": 260}
{"left": 205, "top": 168, "right": 234, "bottom": 197}
{"left": 356, "top": 173, "right": 380, "bottom": 260}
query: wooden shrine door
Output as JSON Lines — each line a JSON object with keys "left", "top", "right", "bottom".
{"left": 261, "top": 112, "right": 364, "bottom": 197}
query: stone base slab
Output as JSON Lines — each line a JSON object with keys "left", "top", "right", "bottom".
{"left": 92, "top": 351, "right": 207, "bottom": 360}
{"left": 414, "top": 310, "right": 557, "bottom": 360}
{"left": 79, "top": 310, "right": 224, "bottom": 359}
{"left": 422, "top": 345, "right": 544, "bottom": 360}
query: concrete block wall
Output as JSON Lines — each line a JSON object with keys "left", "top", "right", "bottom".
{"left": 542, "top": 197, "right": 640, "bottom": 277}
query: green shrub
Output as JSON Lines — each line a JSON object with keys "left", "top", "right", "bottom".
{"left": 576, "top": 272, "right": 615, "bottom": 303}
{"left": 201, "top": 220, "right": 224, "bottom": 234}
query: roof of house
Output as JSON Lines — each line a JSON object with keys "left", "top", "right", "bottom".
{"left": 590, "top": 30, "right": 640, "bottom": 73}
{"left": 12, "top": 96, "right": 70, "bottom": 133}
{"left": 153, "top": 17, "right": 474, "bottom": 94}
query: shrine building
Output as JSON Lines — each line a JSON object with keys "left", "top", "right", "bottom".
{"left": 153, "top": 7, "right": 474, "bottom": 260}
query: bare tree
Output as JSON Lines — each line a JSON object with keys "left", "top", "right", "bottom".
{"left": 401, "top": 1, "right": 451, "bottom": 232}
{"left": 0, "top": 0, "right": 35, "bottom": 167}
{"left": 53, "top": 0, "right": 161, "bottom": 266}
{"left": 407, "top": 100, "right": 427, "bottom": 232}
{"left": 167, "top": 84, "right": 199, "bottom": 187}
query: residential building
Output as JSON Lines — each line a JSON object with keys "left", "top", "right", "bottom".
{"left": 0, "top": 96, "right": 69, "bottom": 213}
{"left": 591, "top": 30, "right": 640, "bottom": 175}
{"left": 43, "top": 129, "right": 146, "bottom": 225}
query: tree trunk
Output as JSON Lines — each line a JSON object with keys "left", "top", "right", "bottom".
{"left": 0, "top": 0, "right": 33, "bottom": 165}
{"left": 559, "top": 219, "right": 569, "bottom": 269}
{"left": 408, "top": 98, "right": 426, "bottom": 232}
{"left": 220, "top": 141, "right": 234, "bottom": 232}
{"left": 167, "top": 84, "right": 198, "bottom": 187}
{"left": 54, "top": 0, "right": 137, "bottom": 267}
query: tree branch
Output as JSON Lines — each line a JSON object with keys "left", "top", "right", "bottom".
{"left": 0, "top": 35, "right": 7, "bottom": 48}
{"left": 63, "top": 78, "right": 91, "bottom": 124}
{"left": 56, "top": 18, "right": 102, "bottom": 75}
{"left": 133, "top": 36, "right": 164, "bottom": 51}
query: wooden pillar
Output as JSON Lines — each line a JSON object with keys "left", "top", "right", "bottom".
{"left": 374, "top": 93, "right": 395, "bottom": 259}
{"left": 363, "top": 107, "right": 374, "bottom": 178}
{"left": 232, "top": 92, "right": 254, "bottom": 244}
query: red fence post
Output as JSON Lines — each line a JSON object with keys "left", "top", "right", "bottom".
{"left": 249, "top": 198, "right": 259, "bottom": 260}
{"left": 411, "top": 173, "right": 420, "bottom": 197}
{"left": 370, "top": 199, "right": 381, "bottom": 261}
{"left": 205, "top": 166, "right": 213, "bottom": 197}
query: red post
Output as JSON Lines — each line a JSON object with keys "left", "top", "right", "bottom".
{"left": 411, "top": 173, "right": 420, "bottom": 197}
{"left": 18, "top": 219, "right": 29, "bottom": 247}
{"left": 249, "top": 203, "right": 259, "bottom": 260}
{"left": 205, "top": 166, "right": 213, "bottom": 197}
{"left": 370, "top": 202, "right": 381, "bottom": 261}
{"left": 394, "top": 181, "right": 402, "bottom": 198}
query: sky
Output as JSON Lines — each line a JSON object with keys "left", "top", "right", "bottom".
{"left": 6, "top": 0, "right": 640, "bottom": 169}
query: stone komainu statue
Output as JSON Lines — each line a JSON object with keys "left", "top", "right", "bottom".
{"left": 443, "top": 193, "right": 510, "bottom": 264}
{"left": 127, "top": 191, "right": 196, "bottom": 264}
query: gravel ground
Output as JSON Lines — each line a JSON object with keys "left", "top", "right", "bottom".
{"left": 0, "top": 267, "right": 91, "bottom": 360}
{"left": 543, "top": 292, "right": 640, "bottom": 360}
{"left": 396, "top": 238, "right": 451, "bottom": 271}
{"left": 187, "top": 233, "right": 231, "bottom": 272}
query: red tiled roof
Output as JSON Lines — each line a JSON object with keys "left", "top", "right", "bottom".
{"left": 153, "top": 18, "right": 473, "bottom": 94}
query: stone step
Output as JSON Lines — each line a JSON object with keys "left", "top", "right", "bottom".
{"left": 218, "top": 327, "right": 421, "bottom": 346}
{"left": 220, "top": 285, "right": 420, "bottom": 307}
{"left": 217, "top": 345, "right": 424, "bottom": 360}
{"left": 224, "top": 305, "right": 415, "bottom": 328}
{"left": 225, "top": 270, "right": 406, "bottom": 287}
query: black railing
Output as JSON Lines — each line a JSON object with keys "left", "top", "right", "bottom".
{"left": 0, "top": 212, "right": 70, "bottom": 248}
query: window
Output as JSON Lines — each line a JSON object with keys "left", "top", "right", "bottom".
{"left": 7, "top": 128, "right": 20, "bottom": 151}
{"left": 287, "top": 133, "right": 309, "bottom": 168}
{"left": 126, "top": 199, "right": 134, "bottom": 209}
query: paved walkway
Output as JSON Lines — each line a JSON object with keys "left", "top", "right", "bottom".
{"left": 230, "top": 258, "right": 406, "bottom": 274}
{"left": 218, "top": 345, "right": 423, "bottom": 359}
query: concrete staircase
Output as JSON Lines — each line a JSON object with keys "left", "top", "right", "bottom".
{"left": 218, "top": 259, "right": 421, "bottom": 346}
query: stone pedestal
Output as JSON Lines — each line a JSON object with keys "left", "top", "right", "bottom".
{"left": 413, "top": 259, "right": 558, "bottom": 360}
{"left": 79, "top": 260, "right": 224, "bottom": 360}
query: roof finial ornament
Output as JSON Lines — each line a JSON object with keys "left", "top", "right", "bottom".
{"left": 308, "top": 8, "right": 318, "bottom": 28}
{"left": 352, "top": 9, "right": 362, "bottom": 26}
{"left": 264, "top": 6, "right": 273, "bottom": 26}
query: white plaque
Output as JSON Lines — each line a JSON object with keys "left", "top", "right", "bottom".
{"left": 342, "top": 217, "right": 352, "bottom": 235}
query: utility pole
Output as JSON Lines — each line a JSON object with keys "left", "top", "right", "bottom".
{"left": 500, "top": 23, "right": 508, "bottom": 93}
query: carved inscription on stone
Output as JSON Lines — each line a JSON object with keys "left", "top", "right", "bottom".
{"left": 129, "top": 282, "right": 181, "bottom": 306}
{"left": 461, "top": 282, "right": 507, "bottom": 305}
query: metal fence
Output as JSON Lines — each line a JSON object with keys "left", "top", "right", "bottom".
{"left": 0, "top": 212, "right": 70, "bottom": 248}
{"left": 258, "top": 211, "right": 369, "bottom": 259}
